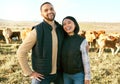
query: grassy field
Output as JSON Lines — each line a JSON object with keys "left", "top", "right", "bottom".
{"left": 0, "top": 49, "right": 119, "bottom": 84}
{"left": 0, "top": 21, "right": 120, "bottom": 84}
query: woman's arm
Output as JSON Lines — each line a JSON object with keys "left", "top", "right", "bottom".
{"left": 80, "top": 39, "right": 91, "bottom": 81}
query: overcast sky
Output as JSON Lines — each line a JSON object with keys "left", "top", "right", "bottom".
{"left": 0, "top": 0, "right": 120, "bottom": 22}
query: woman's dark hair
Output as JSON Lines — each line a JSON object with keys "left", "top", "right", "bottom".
{"left": 62, "top": 16, "right": 80, "bottom": 36}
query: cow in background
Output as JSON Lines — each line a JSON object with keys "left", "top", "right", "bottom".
{"left": 0, "top": 30, "right": 5, "bottom": 42}
{"left": 2, "top": 28, "right": 13, "bottom": 44}
{"left": 11, "top": 31, "right": 21, "bottom": 41}
{"left": 20, "top": 28, "right": 32, "bottom": 42}
{"left": 96, "top": 33, "right": 120, "bottom": 56}
{"left": 2, "top": 28, "right": 21, "bottom": 44}
{"left": 78, "top": 30, "right": 106, "bottom": 52}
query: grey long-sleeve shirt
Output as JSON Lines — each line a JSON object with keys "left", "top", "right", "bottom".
{"left": 80, "top": 39, "right": 91, "bottom": 80}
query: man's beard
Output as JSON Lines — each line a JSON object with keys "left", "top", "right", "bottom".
{"left": 44, "top": 13, "right": 55, "bottom": 21}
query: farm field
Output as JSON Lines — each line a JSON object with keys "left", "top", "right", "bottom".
{"left": 0, "top": 21, "right": 120, "bottom": 84}
{"left": 0, "top": 50, "right": 120, "bottom": 84}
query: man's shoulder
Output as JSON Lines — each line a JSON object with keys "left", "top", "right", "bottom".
{"left": 55, "top": 21, "right": 61, "bottom": 26}
{"left": 32, "top": 22, "right": 44, "bottom": 30}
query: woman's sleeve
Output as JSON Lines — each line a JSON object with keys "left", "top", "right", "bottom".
{"left": 80, "top": 39, "right": 91, "bottom": 80}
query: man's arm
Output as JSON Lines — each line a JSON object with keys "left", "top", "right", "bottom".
{"left": 17, "top": 29, "right": 36, "bottom": 76}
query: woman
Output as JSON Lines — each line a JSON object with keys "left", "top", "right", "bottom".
{"left": 61, "top": 16, "right": 91, "bottom": 84}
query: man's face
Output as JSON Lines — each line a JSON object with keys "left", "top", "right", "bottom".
{"left": 41, "top": 4, "right": 56, "bottom": 21}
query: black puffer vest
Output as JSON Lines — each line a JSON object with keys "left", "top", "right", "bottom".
{"left": 32, "top": 20, "right": 63, "bottom": 75}
{"left": 62, "top": 34, "right": 84, "bottom": 74}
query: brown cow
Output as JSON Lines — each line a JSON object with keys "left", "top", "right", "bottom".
{"left": 78, "top": 30, "right": 106, "bottom": 52}
{"left": 2, "top": 28, "right": 21, "bottom": 43}
{"left": 96, "top": 34, "right": 120, "bottom": 56}
{"left": 78, "top": 30, "right": 86, "bottom": 38}
{"left": 0, "top": 30, "right": 5, "bottom": 41}
{"left": 2, "top": 28, "right": 13, "bottom": 44}
{"left": 11, "top": 31, "right": 21, "bottom": 41}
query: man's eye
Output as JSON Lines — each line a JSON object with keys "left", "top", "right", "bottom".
{"left": 44, "top": 9, "right": 48, "bottom": 12}
{"left": 50, "top": 8, "right": 54, "bottom": 11}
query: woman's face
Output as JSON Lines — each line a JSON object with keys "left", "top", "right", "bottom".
{"left": 62, "top": 19, "right": 75, "bottom": 35}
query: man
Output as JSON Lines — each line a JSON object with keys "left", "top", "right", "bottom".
{"left": 17, "top": 2, "right": 64, "bottom": 84}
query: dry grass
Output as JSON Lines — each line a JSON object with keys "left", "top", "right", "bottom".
{"left": 89, "top": 52, "right": 120, "bottom": 84}
{"left": 79, "top": 22, "right": 120, "bottom": 33}
{"left": 0, "top": 50, "right": 120, "bottom": 84}
{"left": 0, "top": 52, "right": 31, "bottom": 84}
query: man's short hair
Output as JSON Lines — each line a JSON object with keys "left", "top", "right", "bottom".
{"left": 40, "top": 2, "right": 53, "bottom": 11}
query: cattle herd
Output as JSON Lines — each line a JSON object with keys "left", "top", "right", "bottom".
{"left": 78, "top": 30, "right": 120, "bottom": 56}
{"left": 0, "top": 28, "right": 120, "bottom": 56}
{"left": 0, "top": 28, "right": 31, "bottom": 44}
